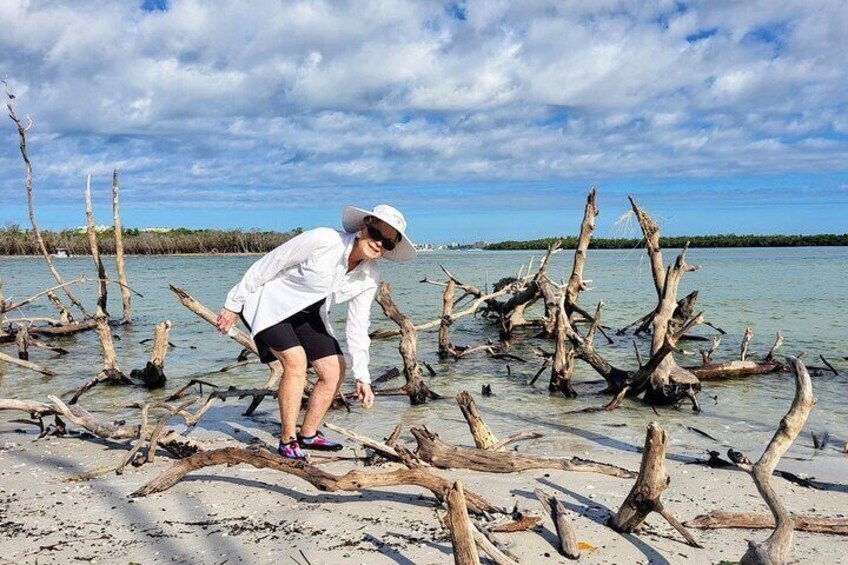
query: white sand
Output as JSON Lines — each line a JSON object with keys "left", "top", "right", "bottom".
{"left": 2, "top": 407, "right": 847, "bottom": 565}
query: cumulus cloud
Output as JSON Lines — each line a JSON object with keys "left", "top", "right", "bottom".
{"left": 0, "top": 0, "right": 846, "bottom": 237}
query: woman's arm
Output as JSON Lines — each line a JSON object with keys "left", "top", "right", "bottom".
{"left": 346, "top": 283, "right": 377, "bottom": 385}
{"left": 223, "top": 228, "right": 332, "bottom": 313}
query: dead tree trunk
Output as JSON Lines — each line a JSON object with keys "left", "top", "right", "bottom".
{"left": 130, "top": 320, "right": 171, "bottom": 389}
{"left": 534, "top": 488, "right": 581, "bottom": 559}
{"left": 609, "top": 422, "right": 701, "bottom": 547}
{"left": 5, "top": 86, "right": 89, "bottom": 318}
{"left": 70, "top": 317, "right": 132, "bottom": 404}
{"left": 85, "top": 173, "right": 108, "bottom": 318}
{"left": 737, "top": 357, "right": 816, "bottom": 565}
{"left": 439, "top": 279, "right": 457, "bottom": 358}
{"left": 548, "top": 296, "right": 577, "bottom": 397}
{"left": 629, "top": 197, "right": 701, "bottom": 405}
{"left": 410, "top": 426, "right": 635, "bottom": 478}
{"left": 375, "top": 282, "right": 440, "bottom": 405}
{"left": 111, "top": 169, "right": 132, "bottom": 323}
{"left": 564, "top": 187, "right": 597, "bottom": 314}
{"left": 456, "top": 391, "right": 498, "bottom": 449}
{"left": 15, "top": 326, "right": 28, "bottom": 360}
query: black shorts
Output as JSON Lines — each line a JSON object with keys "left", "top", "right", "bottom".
{"left": 241, "top": 299, "right": 342, "bottom": 364}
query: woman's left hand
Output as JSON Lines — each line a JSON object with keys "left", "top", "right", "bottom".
{"left": 356, "top": 381, "right": 375, "bottom": 409}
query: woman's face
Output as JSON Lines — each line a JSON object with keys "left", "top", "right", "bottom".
{"left": 358, "top": 218, "right": 400, "bottom": 260}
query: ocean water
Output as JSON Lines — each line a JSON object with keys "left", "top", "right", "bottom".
{"left": 1, "top": 248, "right": 847, "bottom": 465}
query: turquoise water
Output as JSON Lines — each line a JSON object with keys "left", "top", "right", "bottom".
{"left": 1, "top": 248, "right": 847, "bottom": 464}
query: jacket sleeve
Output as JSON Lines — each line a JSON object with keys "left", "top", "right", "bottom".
{"left": 223, "top": 229, "right": 330, "bottom": 312}
{"left": 346, "top": 283, "right": 377, "bottom": 384}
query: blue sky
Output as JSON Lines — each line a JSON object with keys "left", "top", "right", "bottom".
{"left": 1, "top": 1, "right": 847, "bottom": 243}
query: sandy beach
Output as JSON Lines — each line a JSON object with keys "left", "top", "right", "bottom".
{"left": 2, "top": 402, "right": 847, "bottom": 565}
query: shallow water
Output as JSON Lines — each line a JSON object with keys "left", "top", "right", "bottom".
{"left": 1, "top": 248, "right": 847, "bottom": 466}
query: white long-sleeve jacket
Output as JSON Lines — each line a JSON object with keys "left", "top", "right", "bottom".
{"left": 224, "top": 228, "right": 379, "bottom": 384}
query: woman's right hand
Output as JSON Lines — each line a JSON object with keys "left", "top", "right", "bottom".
{"left": 216, "top": 308, "right": 239, "bottom": 335}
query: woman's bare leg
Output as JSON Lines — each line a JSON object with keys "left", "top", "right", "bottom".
{"left": 300, "top": 354, "right": 344, "bottom": 437}
{"left": 273, "top": 346, "right": 308, "bottom": 442}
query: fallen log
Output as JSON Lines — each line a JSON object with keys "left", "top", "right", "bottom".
{"left": 445, "top": 481, "right": 481, "bottom": 565}
{"left": 130, "top": 446, "right": 502, "bottom": 515}
{"left": 609, "top": 421, "right": 701, "bottom": 547}
{"left": 689, "top": 360, "right": 782, "bottom": 380}
{"left": 28, "top": 319, "right": 98, "bottom": 336}
{"left": 410, "top": 426, "right": 635, "bottom": 478}
{"left": 534, "top": 488, "right": 580, "bottom": 559}
{"left": 686, "top": 511, "right": 848, "bottom": 536}
{"left": 0, "top": 349, "right": 55, "bottom": 376}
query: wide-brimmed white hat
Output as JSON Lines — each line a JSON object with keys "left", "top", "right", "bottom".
{"left": 342, "top": 204, "right": 416, "bottom": 262}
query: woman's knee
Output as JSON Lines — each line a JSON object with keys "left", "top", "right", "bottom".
{"left": 276, "top": 347, "right": 307, "bottom": 375}
{"left": 312, "top": 355, "right": 345, "bottom": 385}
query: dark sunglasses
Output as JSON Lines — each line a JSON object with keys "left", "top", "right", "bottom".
{"left": 365, "top": 224, "right": 399, "bottom": 251}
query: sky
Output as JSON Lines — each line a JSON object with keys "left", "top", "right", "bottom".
{"left": 1, "top": 0, "right": 847, "bottom": 243}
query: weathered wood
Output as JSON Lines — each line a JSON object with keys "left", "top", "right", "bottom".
{"left": 15, "top": 326, "right": 28, "bottom": 360}
{"left": 564, "top": 186, "right": 597, "bottom": 312}
{"left": 610, "top": 421, "right": 701, "bottom": 547}
{"left": 46, "top": 291, "right": 76, "bottom": 325}
{"left": 738, "top": 356, "right": 816, "bottom": 565}
{"left": 438, "top": 279, "right": 457, "bottom": 358}
{"left": 324, "top": 422, "right": 401, "bottom": 461}
{"left": 84, "top": 173, "right": 108, "bottom": 318}
{"left": 741, "top": 326, "right": 754, "bottom": 361}
{"left": 6, "top": 86, "right": 89, "bottom": 318}
{"left": 549, "top": 296, "right": 577, "bottom": 397}
{"left": 445, "top": 481, "right": 481, "bottom": 565}
{"left": 689, "top": 360, "right": 782, "bottom": 380}
{"left": 764, "top": 331, "right": 783, "bottom": 362}
{"left": 469, "top": 523, "right": 519, "bottom": 565}
{"left": 130, "top": 320, "right": 171, "bottom": 388}
{"left": 374, "top": 282, "right": 440, "bottom": 404}
{"left": 0, "top": 349, "right": 56, "bottom": 376}
{"left": 456, "top": 391, "right": 499, "bottom": 450}
{"left": 534, "top": 488, "right": 580, "bottom": 559}
{"left": 0, "top": 398, "right": 55, "bottom": 417}
{"left": 411, "top": 426, "right": 635, "bottom": 478}
{"left": 686, "top": 511, "right": 848, "bottom": 535}
{"left": 131, "top": 446, "right": 501, "bottom": 515}
{"left": 170, "top": 285, "right": 258, "bottom": 354}
{"left": 111, "top": 169, "right": 132, "bottom": 323}
{"left": 489, "top": 514, "right": 543, "bottom": 533}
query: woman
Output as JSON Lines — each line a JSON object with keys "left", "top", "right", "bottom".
{"left": 216, "top": 204, "right": 416, "bottom": 459}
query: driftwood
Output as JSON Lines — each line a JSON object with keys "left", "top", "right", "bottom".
{"left": 445, "top": 481, "right": 481, "bottom": 565}
{"left": 456, "top": 391, "right": 499, "bottom": 450}
{"left": 47, "top": 291, "right": 75, "bottom": 325}
{"left": 84, "top": 174, "right": 109, "bottom": 318}
{"left": 111, "top": 169, "right": 132, "bottom": 323}
{"left": 534, "top": 488, "right": 580, "bottom": 559}
{"left": 131, "top": 446, "right": 502, "bottom": 515}
{"left": 410, "top": 426, "right": 635, "bottom": 478}
{"left": 548, "top": 296, "right": 577, "bottom": 397}
{"left": 374, "top": 281, "right": 440, "bottom": 404}
{"left": 15, "top": 326, "right": 28, "bottom": 360}
{"left": 735, "top": 356, "right": 816, "bottom": 565}
{"left": 469, "top": 523, "right": 519, "bottom": 565}
{"left": 29, "top": 318, "right": 98, "bottom": 337}
{"left": 5, "top": 83, "right": 89, "bottom": 318}
{"left": 130, "top": 320, "right": 171, "bottom": 388}
{"left": 324, "top": 422, "right": 402, "bottom": 462}
{"left": 0, "top": 398, "right": 56, "bottom": 418}
{"left": 69, "top": 317, "right": 133, "bottom": 403}
{"left": 609, "top": 421, "right": 701, "bottom": 547}
{"left": 685, "top": 511, "right": 848, "bottom": 536}
{"left": 169, "top": 285, "right": 258, "bottom": 355}
{"left": 741, "top": 326, "right": 754, "bottom": 361}
{"left": 0, "top": 349, "right": 56, "bottom": 376}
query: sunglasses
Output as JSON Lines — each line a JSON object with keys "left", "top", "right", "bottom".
{"left": 365, "top": 224, "right": 399, "bottom": 251}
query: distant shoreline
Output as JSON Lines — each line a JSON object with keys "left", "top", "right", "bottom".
{"left": 1, "top": 229, "right": 846, "bottom": 256}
